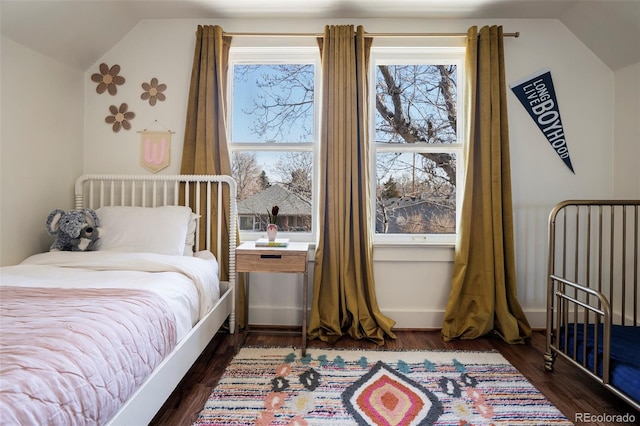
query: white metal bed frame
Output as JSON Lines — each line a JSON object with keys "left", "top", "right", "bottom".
{"left": 73, "top": 174, "right": 237, "bottom": 425}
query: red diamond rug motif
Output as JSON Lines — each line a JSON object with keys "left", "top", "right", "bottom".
{"left": 343, "top": 361, "right": 443, "bottom": 425}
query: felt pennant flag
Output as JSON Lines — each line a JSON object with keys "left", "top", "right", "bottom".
{"left": 510, "top": 68, "right": 575, "bottom": 174}
{"left": 140, "top": 130, "right": 171, "bottom": 173}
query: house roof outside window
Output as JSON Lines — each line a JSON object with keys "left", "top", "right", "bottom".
{"left": 237, "top": 184, "right": 311, "bottom": 217}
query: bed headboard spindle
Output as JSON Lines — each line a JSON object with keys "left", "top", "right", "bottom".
{"left": 75, "top": 174, "right": 237, "bottom": 288}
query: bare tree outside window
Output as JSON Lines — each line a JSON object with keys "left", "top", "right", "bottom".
{"left": 229, "top": 52, "right": 460, "bottom": 238}
{"left": 233, "top": 64, "right": 315, "bottom": 143}
{"left": 230, "top": 60, "right": 316, "bottom": 233}
{"left": 374, "top": 63, "right": 459, "bottom": 235}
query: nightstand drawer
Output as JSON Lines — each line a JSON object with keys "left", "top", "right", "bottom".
{"left": 236, "top": 251, "right": 307, "bottom": 273}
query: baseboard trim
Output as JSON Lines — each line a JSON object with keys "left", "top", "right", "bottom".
{"left": 248, "top": 306, "right": 548, "bottom": 330}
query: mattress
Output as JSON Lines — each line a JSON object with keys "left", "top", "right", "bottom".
{"left": 0, "top": 250, "right": 220, "bottom": 424}
{"left": 560, "top": 323, "right": 640, "bottom": 404}
{"left": 1, "top": 250, "right": 220, "bottom": 340}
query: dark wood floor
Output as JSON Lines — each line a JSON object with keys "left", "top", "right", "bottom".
{"left": 150, "top": 329, "right": 639, "bottom": 426}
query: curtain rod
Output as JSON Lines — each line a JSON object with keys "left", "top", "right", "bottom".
{"left": 224, "top": 31, "right": 520, "bottom": 38}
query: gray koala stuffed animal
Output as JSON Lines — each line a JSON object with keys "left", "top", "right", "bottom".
{"left": 46, "top": 208, "right": 101, "bottom": 251}
{"left": 70, "top": 225, "right": 101, "bottom": 252}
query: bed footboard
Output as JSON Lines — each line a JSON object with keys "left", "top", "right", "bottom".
{"left": 544, "top": 200, "right": 639, "bottom": 411}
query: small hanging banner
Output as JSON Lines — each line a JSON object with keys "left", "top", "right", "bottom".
{"left": 140, "top": 130, "right": 171, "bottom": 173}
{"left": 509, "top": 68, "right": 575, "bottom": 174}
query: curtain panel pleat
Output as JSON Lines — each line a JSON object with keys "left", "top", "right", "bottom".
{"left": 308, "top": 25, "right": 396, "bottom": 345}
{"left": 180, "top": 25, "right": 246, "bottom": 328}
{"left": 441, "top": 26, "right": 531, "bottom": 344}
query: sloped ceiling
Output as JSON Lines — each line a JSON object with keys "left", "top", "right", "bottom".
{"left": 1, "top": 0, "right": 638, "bottom": 71}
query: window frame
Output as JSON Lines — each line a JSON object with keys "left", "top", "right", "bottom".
{"left": 228, "top": 46, "right": 321, "bottom": 243}
{"left": 369, "top": 47, "right": 465, "bottom": 246}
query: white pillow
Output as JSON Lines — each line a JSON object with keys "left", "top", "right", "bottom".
{"left": 95, "top": 206, "right": 193, "bottom": 256}
{"left": 183, "top": 213, "right": 200, "bottom": 256}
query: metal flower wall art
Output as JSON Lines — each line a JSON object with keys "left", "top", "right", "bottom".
{"left": 141, "top": 78, "right": 167, "bottom": 106}
{"left": 91, "top": 63, "right": 125, "bottom": 95}
{"left": 105, "top": 103, "right": 135, "bottom": 132}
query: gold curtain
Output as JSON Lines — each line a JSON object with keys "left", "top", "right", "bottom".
{"left": 180, "top": 25, "right": 246, "bottom": 328}
{"left": 308, "top": 25, "right": 396, "bottom": 345}
{"left": 441, "top": 26, "right": 531, "bottom": 344}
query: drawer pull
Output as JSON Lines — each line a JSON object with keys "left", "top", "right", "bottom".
{"left": 260, "top": 254, "right": 282, "bottom": 259}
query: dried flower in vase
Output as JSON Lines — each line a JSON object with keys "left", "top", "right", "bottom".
{"left": 267, "top": 205, "right": 279, "bottom": 224}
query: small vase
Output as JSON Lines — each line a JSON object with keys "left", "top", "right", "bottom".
{"left": 267, "top": 224, "right": 278, "bottom": 241}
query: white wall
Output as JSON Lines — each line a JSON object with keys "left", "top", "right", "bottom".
{"left": 613, "top": 62, "right": 640, "bottom": 198}
{"left": 3, "top": 17, "right": 632, "bottom": 331}
{"left": 82, "top": 20, "right": 195, "bottom": 173}
{"left": 507, "top": 20, "right": 616, "bottom": 327}
{"left": 78, "top": 18, "right": 621, "bottom": 329}
{"left": 0, "top": 36, "right": 84, "bottom": 266}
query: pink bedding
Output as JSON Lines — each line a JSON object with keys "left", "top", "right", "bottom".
{"left": 0, "top": 286, "right": 177, "bottom": 425}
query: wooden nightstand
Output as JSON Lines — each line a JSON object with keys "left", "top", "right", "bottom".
{"left": 236, "top": 241, "right": 310, "bottom": 355}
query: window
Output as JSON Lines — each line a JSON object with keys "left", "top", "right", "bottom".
{"left": 229, "top": 48, "right": 320, "bottom": 241}
{"left": 370, "top": 48, "right": 464, "bottom": 244}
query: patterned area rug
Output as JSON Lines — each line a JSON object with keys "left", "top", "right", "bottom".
{"left": 194, "top": 347, "right": 572, "bottom": 425}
